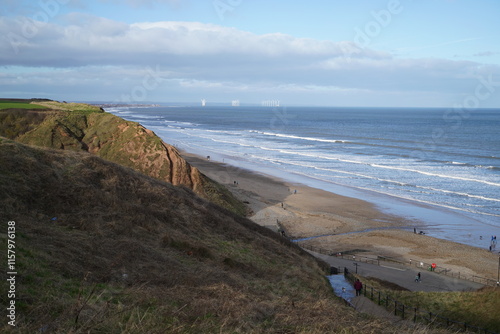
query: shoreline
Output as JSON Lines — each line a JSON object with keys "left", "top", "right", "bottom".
{"left": 181, "top": 150, "right": 500, "bottom": 281}
{"left": 104, "top": 106, "right": 499, "bottom": 250}
{"left": 182, "top": 147, "right": 498, "bottom": 248}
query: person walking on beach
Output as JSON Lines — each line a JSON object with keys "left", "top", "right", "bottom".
{"left": 354, "top": 279, "right": 363, "bottom": 296}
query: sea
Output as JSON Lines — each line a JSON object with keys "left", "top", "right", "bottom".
{"left": 106, "top": 105, "right": 500, "bottom": 250}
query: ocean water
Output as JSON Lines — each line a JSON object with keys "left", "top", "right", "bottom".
{"left": 107, "top": 105, "right": 500, "bottom": 249}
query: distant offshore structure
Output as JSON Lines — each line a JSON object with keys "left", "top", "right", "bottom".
{"left": 261, "top": 100, "right": 280, "bottom": 107}
{"left": 201, "top": 99, "right": 206, "bottom": 107}
{"left": 231, "top": 99, "right": 240, "bottom": 107}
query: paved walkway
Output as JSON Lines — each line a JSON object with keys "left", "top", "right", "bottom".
{"left": 310, "top": 250, "right": 484, "bottom": 292}
{"left": 351, "top": 296, "right": 404, "bottom": 322}
{"left": 314, "top": 250, "right": 486, "bottom": 322}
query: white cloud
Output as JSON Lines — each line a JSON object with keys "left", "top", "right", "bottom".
{"left": 1, "top": 14, "right": 499, "bottom": 107}
{"left": 0, "top": 15, "right": 383, "bottom": 63}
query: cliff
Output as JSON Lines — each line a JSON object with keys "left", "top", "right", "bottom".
{"left": 0, "top": 139, "right": 360, "bottom": 333}
{"left": 0, "top": 101, "right": 245, "bottom": 215}
{"left": 0, "top": 103, "right": 447, "bottom": 333}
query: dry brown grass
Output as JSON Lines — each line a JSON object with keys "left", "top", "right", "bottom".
{"left": 9, "top": 106, "right": 246, "bottom": 215}
{"left": 0, "top": 139, "right": 457, "bottom": 333}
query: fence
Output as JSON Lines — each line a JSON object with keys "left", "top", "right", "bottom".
{"left": 295, "top": 241, "right": 498, "bottom": 287}
{"left": 343, "top": 270, "right": 498, "bottom": 334}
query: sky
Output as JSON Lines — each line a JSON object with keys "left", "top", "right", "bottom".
{"left": 1, "top": 0, "right": 500, "bottom": 107}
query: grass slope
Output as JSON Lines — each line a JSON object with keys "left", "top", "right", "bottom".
{"left": 387, "top": 288, "right": 500, "bottom": 332}
{"left": 0, "top": 139, "right": 454, "bottom": 333}
{"left": 0, "top": 109, "right": 48, "bottom": 139}
{"left": 0, "top": 139, "right": 404, "bottom": 333}
{"left": 356, "top": 275, "right": 500, "bottom": 333}
{"left": 0, "top": 100, "right": 246, "bottom": 215}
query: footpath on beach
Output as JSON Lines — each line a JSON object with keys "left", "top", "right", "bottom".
{"left": 311, "top": 250, "right": 491, "bottom": 329}
{"left": 309, "top": 250, "right": 485, "bottom": 292}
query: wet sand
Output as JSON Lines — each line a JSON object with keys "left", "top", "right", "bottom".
{"left": 182, "top": 152, "right": 500, "bottom": 281}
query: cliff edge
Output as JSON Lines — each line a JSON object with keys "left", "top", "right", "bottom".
{"left": 0, "top": 101, "right": 245, "bottom": 215}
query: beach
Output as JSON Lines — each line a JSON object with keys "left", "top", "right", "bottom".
{"left": 182, "top": 152, "right": 500, "bottom": 281}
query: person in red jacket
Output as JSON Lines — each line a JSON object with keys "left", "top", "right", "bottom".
{"left": 354, "top": 279, "right": 363, "bottom": 296}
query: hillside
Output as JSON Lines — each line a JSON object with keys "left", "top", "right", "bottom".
{"left": 0, "top": 100, "right": 245, "bottom": 215}
{"left": 0, "top": 139, "right": 454, "bottom": 333}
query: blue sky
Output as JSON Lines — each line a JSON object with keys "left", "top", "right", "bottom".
{"left": 1, "top": 0, "right": 500, "bottom": 107}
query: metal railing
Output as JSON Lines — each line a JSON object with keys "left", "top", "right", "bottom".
{"left": 295, "top": 241, "right": 498, "bottom": 287}
{"left": 343, "top": 270, "right": 498, "bottom": 334}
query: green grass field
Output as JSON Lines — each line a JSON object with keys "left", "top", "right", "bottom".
{"left": 0, "top": 100, "right": 103, "bottom": 113}
{"left": 0, "top": 101, "right": 48, "bottom": 110}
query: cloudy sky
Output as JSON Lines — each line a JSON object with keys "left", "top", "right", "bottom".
{"left": 1, "top": 0, "right": 500, "bottom": 107}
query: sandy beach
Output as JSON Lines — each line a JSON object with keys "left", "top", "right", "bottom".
{"left": 182, "top": 152, "right": 500, "bottom": 281}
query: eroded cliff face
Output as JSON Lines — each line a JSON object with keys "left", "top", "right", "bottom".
{"left": 16, "top": 110, "right": 245, "bottom": 215}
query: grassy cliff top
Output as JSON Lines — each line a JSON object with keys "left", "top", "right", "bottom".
{"left": 30, "top": 100, "right": 104, "bottom": 113}
{"left": 0, "top": 99, "right": 103, "bottom": 113}
{"left": 0, "top": 100, "right": 49, "bottom": 110}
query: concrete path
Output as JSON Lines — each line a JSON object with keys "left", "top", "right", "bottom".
{"left": 351, "top": 296, "right": 403, "bottom": 322}
{"left": 313, "top": 250, "right": 486, "bottom": 324}
{"left": 310, "top": 250, "right": 484, "bottom": 292}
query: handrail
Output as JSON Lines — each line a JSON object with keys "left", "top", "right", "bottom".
{"left": 295, "top": 241, "right": 498, "bottom": 287}
{"left": 342, "top": 270, "right": 498, "bottom": 334}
